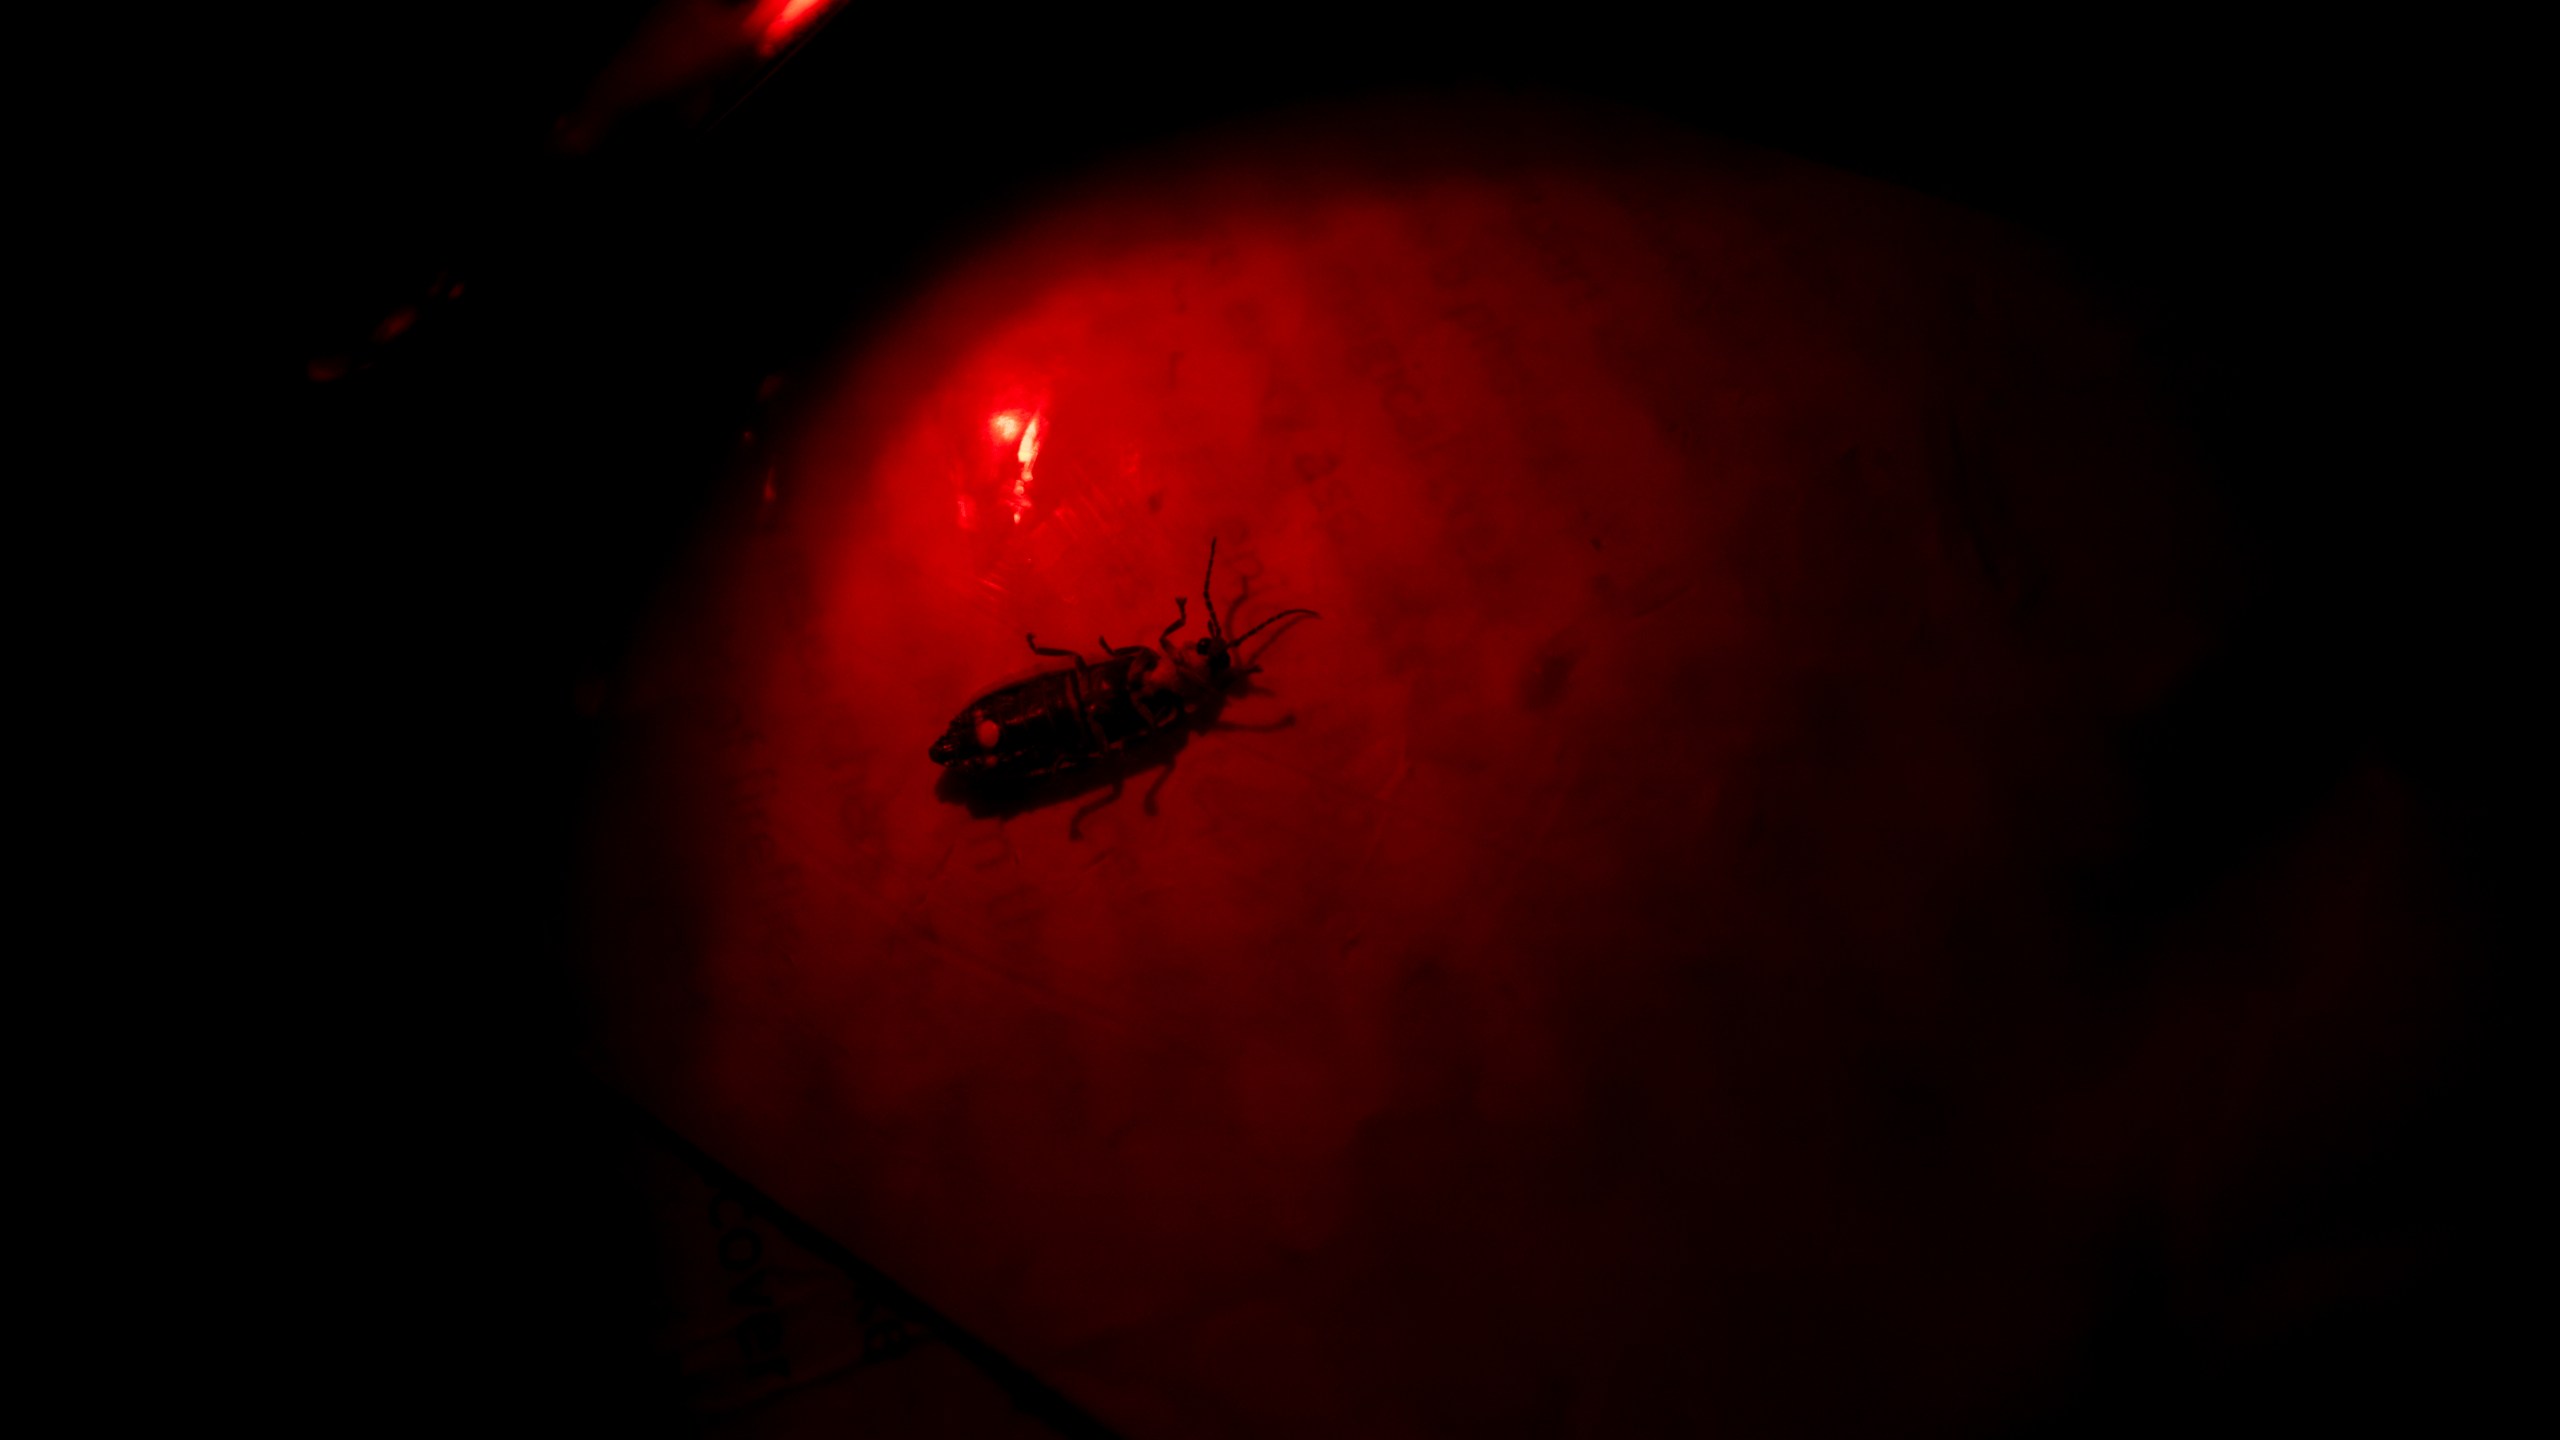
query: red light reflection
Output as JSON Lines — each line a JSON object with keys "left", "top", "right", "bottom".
{"left": 950, "top": 395, "right": 1052, "bottom": 541}
{"left": 744, "top": 0, "right": 836, "bottom": 56}
{"left": 566, "top": 101, "right": 2452, "bottom": 1440}
{"left": 1010, "top": 410, "right": 1044, "bottom": 525}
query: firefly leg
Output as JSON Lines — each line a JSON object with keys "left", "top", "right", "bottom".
{"left": 1027, "top": 633, "right": 1090, "bottom": 674}
{"left": 1158, "top": 597, "right": 1188, "bottom": 659}
{"left": 1028, "top": 635, "right": 1111, "bottom": 749}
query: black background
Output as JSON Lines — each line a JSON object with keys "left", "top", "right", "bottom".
{"left": 195, "top": 5, "right": 2530, "bottom": 1432}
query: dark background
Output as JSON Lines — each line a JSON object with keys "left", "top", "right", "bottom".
{"left": 203, "top": 5, "right": 2528, "bottom": 1432}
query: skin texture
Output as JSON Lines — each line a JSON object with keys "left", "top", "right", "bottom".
{"left": 577, "top": 100, "right": 2464, "bottom": 1437}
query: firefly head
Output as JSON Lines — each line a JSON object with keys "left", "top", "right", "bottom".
{"left": 1187, "top": 537, "right": 1317, "bottom": 688}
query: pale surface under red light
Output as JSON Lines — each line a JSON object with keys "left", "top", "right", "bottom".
{"left": 579, "top": 103, "right": 2447, "bottom": 1438}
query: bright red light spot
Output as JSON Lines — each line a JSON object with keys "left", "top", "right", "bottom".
{"left": 744, "top": 0, "right": 836, "bottom": 56}
{"left": 973, "top": 405, "right": 1046, "bottom": 529}
{"left": 1010, "top": 411, "right": 1044, "bottom": 526}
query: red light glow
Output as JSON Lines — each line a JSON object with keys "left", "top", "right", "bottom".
{"left": 565, "top": 101, "right": 2452, "bottom": 1440}
{"left": 744, "top": 0, "right": 836, "bottom": 56}
{"left": 1010, "top": 410, "right": 1043, "bottom": 525}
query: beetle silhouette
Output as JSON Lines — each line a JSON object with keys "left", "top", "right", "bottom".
{"left": 930, "top": 540, "right": 1316, "bottom": 829}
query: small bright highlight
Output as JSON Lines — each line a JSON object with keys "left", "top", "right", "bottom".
{"left": 1011, "top": 412, "right": 1045, "bottom": 525}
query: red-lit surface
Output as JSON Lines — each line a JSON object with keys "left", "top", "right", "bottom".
{"left": 580, "top": 103, "right": 2450, "bottom": 1435}
{"left": 744, "top": 0, "right": 837, "bottom": 56}
{"left": 553, "top": 0, "right": 847, "bottom": 153}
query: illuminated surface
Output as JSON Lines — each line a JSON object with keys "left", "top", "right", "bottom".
{"left": 552, "top": 0, "right": 851, "bottom": 153}
{"left": 746, "top": 0, "right": 838, "bottom": 56}
{"left": 579, "top": 102, "right": 2449, "bottom": 1436}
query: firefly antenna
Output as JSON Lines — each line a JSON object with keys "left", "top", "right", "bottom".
{"left": 1231, "top": 608, "right": 1319, "bottom": 647}
{"left": 1201, "top": 538, "right": 1224, "bottom": 643}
